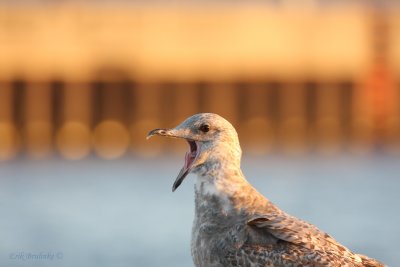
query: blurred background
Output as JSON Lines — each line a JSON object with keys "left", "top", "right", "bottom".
{"left": 0, "top": 0, "right": 399, "bottom": 266}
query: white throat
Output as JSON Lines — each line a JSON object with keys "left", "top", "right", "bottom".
{"left": 196, "top": 177, "right": 232, "bottom": 216}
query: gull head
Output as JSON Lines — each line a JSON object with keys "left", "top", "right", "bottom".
{"left": 147, "top": 113, "right": 241, "bottom": 192}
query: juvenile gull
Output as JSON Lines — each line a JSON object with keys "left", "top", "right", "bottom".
{"left": 147, "top": 113, "right": 385, "bottom": 267}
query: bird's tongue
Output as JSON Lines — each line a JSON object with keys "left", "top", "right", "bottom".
{"left": 184, "top": 151, "right": 196, "bottom": 171}
{"left": 172, "top": 145, "right": 197, "bottom": 192}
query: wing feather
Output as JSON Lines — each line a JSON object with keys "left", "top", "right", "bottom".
{"left": 246, "top": 210, "right": 362, "bottom": 264}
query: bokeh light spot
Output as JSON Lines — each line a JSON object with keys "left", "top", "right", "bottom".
{"left": 93, "top": 120, "right": 130, "bottom": 159}
{"left": 0, "top": 122, "right": 19, "bottom": 161}
{"left": 56, "top": 121, "right": 91, "bottom": 160}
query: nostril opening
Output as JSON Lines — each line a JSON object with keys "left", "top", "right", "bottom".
{"left": 160, "top": 130, "right": 166, "bottom": 134}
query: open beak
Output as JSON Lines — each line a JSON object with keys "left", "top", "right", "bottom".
{"left": 147, "top": 128, "right": 200, "bottom": 192}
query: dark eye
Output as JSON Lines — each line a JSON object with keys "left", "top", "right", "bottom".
{"left": 199, "top": 124, "right": 210, "bottom": 133}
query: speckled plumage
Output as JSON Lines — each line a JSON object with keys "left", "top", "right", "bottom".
{"left": 148, "top": 113, "right": 386, "bottom": 267}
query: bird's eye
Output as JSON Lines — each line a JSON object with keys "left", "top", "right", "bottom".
{"left": 199, "top": 124, "right": 210, "bottom": 133}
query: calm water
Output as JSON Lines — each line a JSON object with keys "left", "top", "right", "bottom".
{"left": 0, "top": 155, "right": 399, "bottom": 267}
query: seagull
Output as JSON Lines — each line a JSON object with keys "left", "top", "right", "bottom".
{"left": 147, "top": 113, "right": 385, "bottom": 267}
